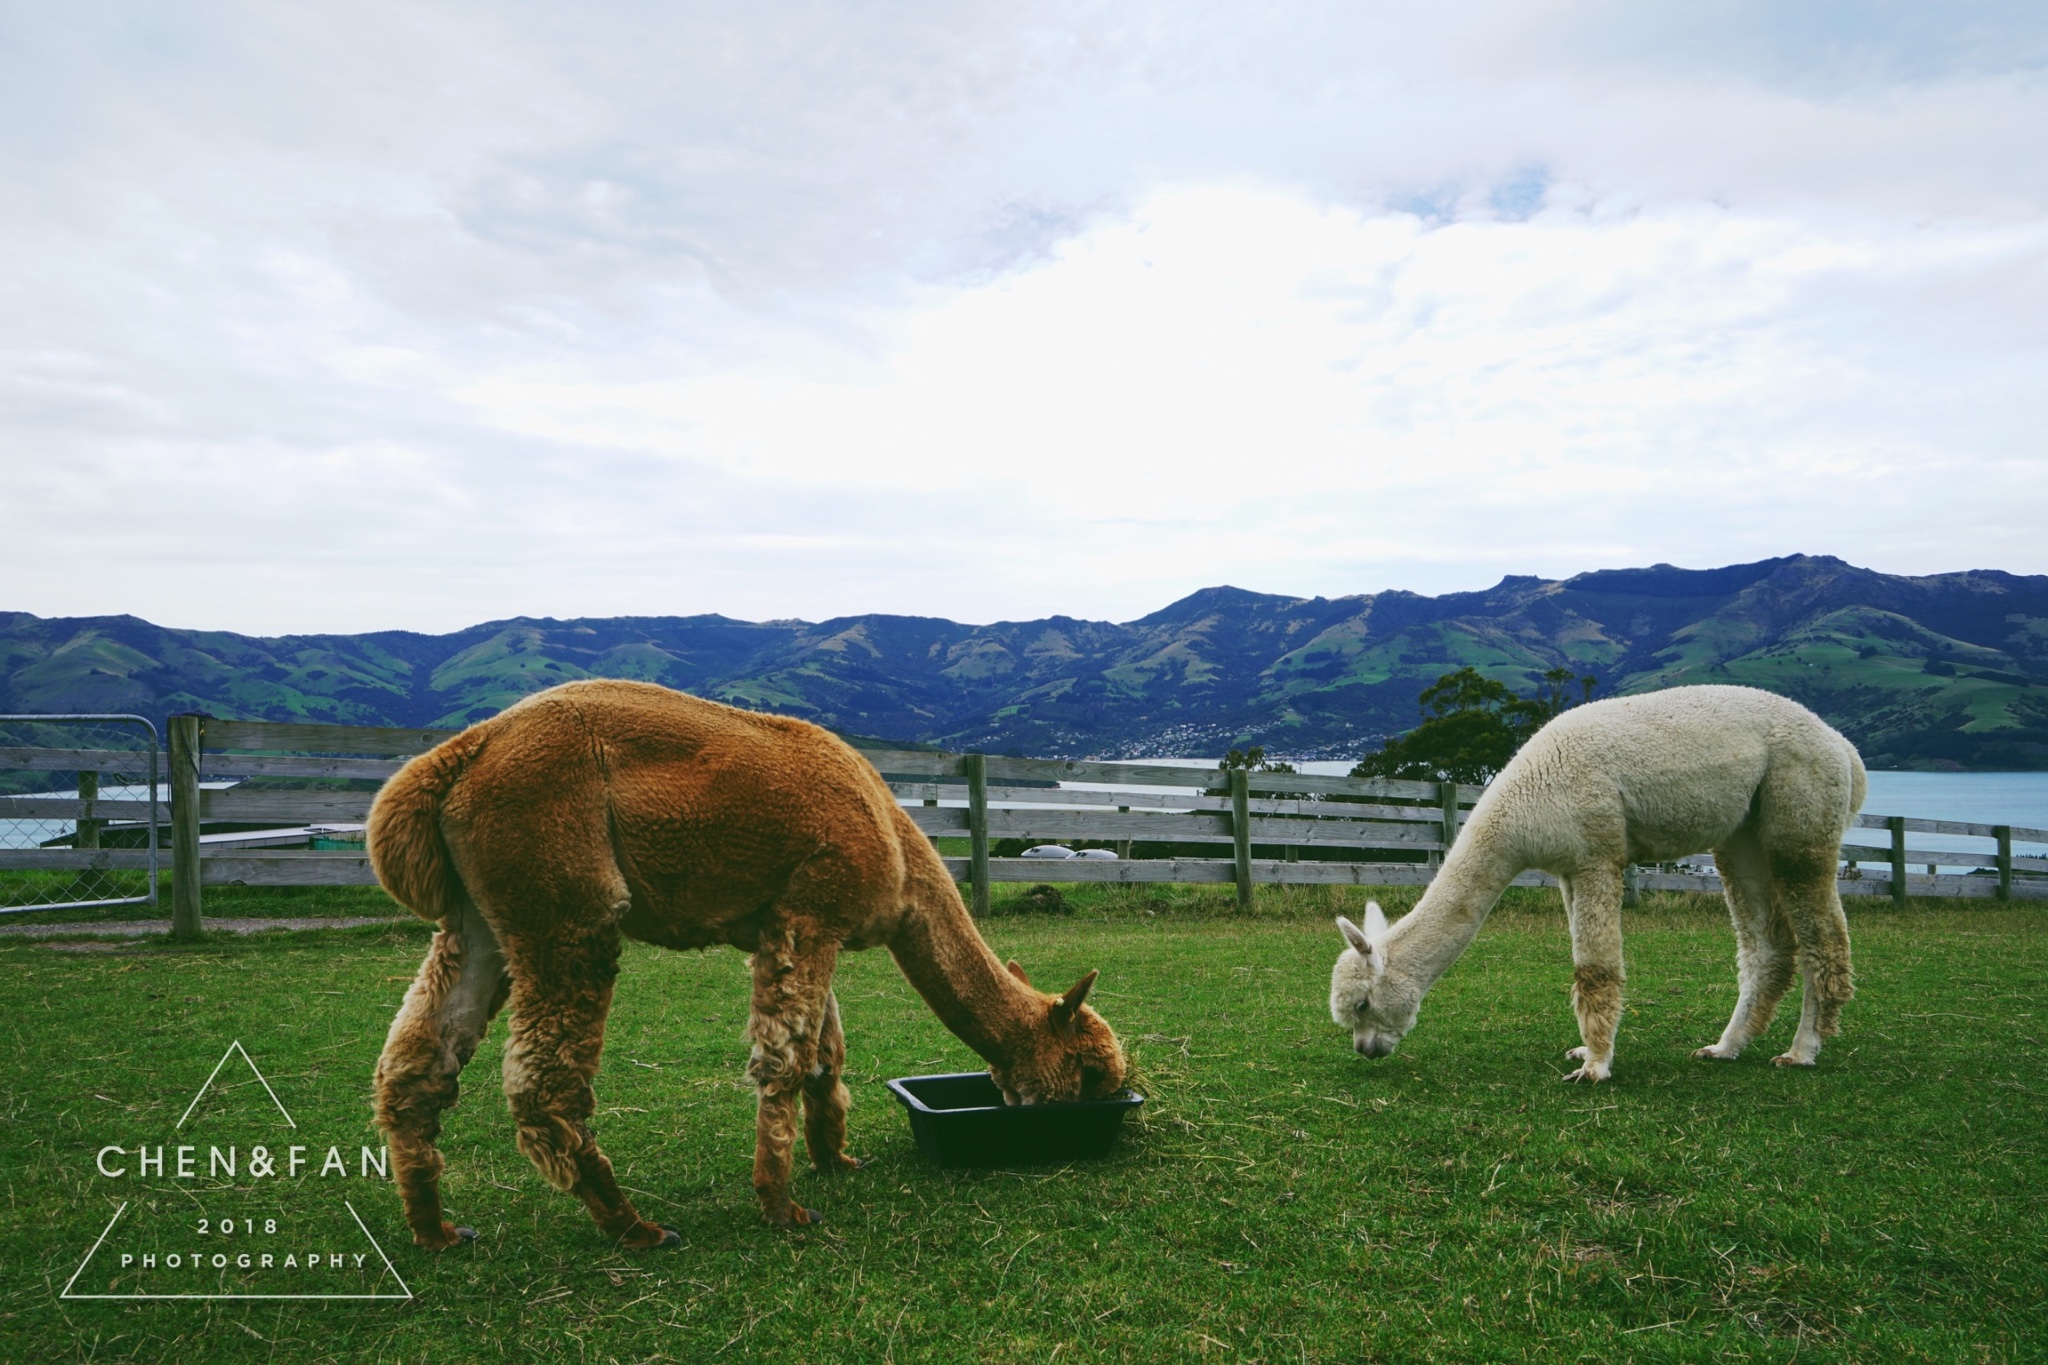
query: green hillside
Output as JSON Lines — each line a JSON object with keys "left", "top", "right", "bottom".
{"left": 5, "top": 556, "right": 2047, "bottom": 768}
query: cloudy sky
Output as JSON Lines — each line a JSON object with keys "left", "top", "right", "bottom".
{"left": 5, "top": 2, "right": 2046, "bottom": 635}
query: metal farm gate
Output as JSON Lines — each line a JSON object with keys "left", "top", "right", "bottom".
{"left": 0, "top": 715, "right": 161, "bottom": 913}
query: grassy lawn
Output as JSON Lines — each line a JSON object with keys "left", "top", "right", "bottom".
{"left": 1, "top": 886, "right": 2042, "bottom": 1362}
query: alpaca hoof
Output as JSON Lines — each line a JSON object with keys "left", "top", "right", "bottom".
{"left": 415, "top": 1223, "right": 475, "bottom": 1251}
{"left": 1770, "top": 1053, "right": 1818, "bottom": 1068}
{"left": 615, "top": 1220, "right": 680, "bottom": 1251}
{"left": 1562, "top": 1066, "right": 1609, "bottom": 1084}
{"left": 816, "top": 1154, "right": 865, "bottom": 1175}
{"left": 1565, "top": 1046, "right": 1589, "bottom": 1061}
{"left": 1693, "top": 1045, "right": 1738, "bottom": 1061}
{"left": 764, "top": 1205, "right": 825, "bottom": 1229}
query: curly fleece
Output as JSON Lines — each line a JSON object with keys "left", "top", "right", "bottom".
{"left": 368, "top": 679, "right": 1125, "bottom": 1251}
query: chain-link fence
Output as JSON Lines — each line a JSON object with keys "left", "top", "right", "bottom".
{"left": 0, "top": 715, "right": 160, "bottom": 913}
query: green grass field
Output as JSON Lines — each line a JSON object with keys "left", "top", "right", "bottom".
{"left": 2, "top": 886, "right": 2043, "bottom": 1362}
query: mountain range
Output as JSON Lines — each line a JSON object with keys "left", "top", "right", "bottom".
{"left": 6, "top": 555, "right": 2048, "bottom": 769}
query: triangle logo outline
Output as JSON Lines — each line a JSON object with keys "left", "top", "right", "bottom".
{"left": 61, "top": 1039, "right": 412, "bottom": 1301}
{"left": 177, "top": 1039, "right": 296, "bottom": 1130}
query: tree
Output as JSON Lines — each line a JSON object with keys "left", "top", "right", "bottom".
{"left": 1531, "top": 665, "right": 1598, "bottom": 717}
{"left": 1217, "top": 745, "right": 1295, "bottom": 774}
{"left": 1349, "top": 666, "right": 1597, "bottom": 785}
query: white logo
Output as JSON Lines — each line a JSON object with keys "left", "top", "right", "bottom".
{"left": 61, "top": 1041, "right": 411, "bottom": 1302}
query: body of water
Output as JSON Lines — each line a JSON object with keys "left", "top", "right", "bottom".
{"left": 1855, "top": 770, "right": 2048, "bottom": 832}
{"left": 1285, "top": 763, "right": 2048, "bottom": 834}
{"left": 1190, "top": 761, "right": 2048, "bottom": 865}
{"left": 0, "top": 782, "right": 163, "bottom": 851}
{"left": 12, "top": 767, "right": 2046, "bottom": 867}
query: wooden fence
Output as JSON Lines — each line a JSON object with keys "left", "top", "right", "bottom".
{"left": 3, "top": 716, "right": 2045, "bottom": 936}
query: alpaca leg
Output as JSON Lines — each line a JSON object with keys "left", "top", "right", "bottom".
{"left": 1773, "top": 873, "right": 1854, "bottom": 1067}
{"left": 1778, "top": 981, "right": 1825, "bottom": 1068}
{"left": 1747, "top": 750, "right": 1858, "bottom": 1068}
{"left": 1562, "top": 868, "right": 1626, "bottom": 1083}
{"left": 499, "top": 924, "right": 675, "bottom": 1250}
{"left": 1559, "top": 876, "right": 1599, "bottom": 1069}
{"left": 802, "top": 989, "right": 862, "bottom": 1174}
{"left": 373, "top": 902, "right": 510, "bottom": 1250}
{"left": 747, "top": 929, "right": 841, "bottom": 1227}
{"left": 1557, "top": 877, "right": 1595, "bottom": 1068}
{"left": 1695, "top": 832, "right": 1797, "bottom": 1061}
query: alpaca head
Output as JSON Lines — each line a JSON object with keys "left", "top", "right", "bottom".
{"left": 1330, "top": 902, "right": 1420, "bottom": 1058}
{"left": 991, "top": 963, "right": 1126, "bottom": 1105}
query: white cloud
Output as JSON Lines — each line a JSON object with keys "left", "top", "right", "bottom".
{"left": 455, "top": 184, "right": 2048, "bottom": 572}
{"left": 2, "top": 2, "right": 2046, "bottom": 633}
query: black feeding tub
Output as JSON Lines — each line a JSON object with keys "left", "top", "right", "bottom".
{"left": 885, "top": 1072, "right": 1143, "bottom": 1168}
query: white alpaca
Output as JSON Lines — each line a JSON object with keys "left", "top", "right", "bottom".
{"left": 1329, "top": 685, "right": 1864, "bottom": 1081}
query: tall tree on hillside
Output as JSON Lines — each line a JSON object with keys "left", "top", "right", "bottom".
{"left": 1350, "top": 666, "right": 1597, "bottom": 785}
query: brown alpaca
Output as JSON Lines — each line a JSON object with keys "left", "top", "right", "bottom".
{"left": 366, "top": 679, "right": 1125, "bottom": 1251}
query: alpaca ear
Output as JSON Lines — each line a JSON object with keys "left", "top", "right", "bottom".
{"left": 1336, "top": 916, "right": 1373, "bottom": 956}
{"left": 1363, "top": 900, "right": 1389, "bottom": 942}
{"left": 1050, "top": 970, "right": 1099, "bottom": 1033}
{"left": 1005, "top": 959, "right": 1031, "bottom": 985}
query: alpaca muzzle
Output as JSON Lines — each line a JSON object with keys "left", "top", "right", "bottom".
{"left": 1353, "top": 1032, "right": 1397, "bottom": 1059}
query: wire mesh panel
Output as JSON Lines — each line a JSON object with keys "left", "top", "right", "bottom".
{"left": 0, "top": 714, "right": 160, "bottom": 914}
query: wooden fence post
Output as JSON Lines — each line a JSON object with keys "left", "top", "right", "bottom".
{"left": 1439, "top": 781, "right": 1460, "bottom": 861}
{"left": 75, "top": 770, "right": 99, "bottom": 850}
{"left": 1230, "top": 768, "right": 1253, "bottom": 909}
{"left": 169, "top": 714, "right": 203, "bottom": 940}
{"left": 964, "top": 753, "right": 990, "bottom": 918}
{"left": 1621, "top": 863, "right": 1640, "bottom": 909}
{"left": 1995, "top": 825, "right": 2012, "bottom": 902}
{"left": 1888, "top": 815, "right": 1908, "bottom": 907}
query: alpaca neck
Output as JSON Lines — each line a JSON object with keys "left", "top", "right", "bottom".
{"left": 1388, "top": 821, "right": 1526, "bottom": 993}
{"left": 886, "top": 870, "right": 1041, "bottom": 1065}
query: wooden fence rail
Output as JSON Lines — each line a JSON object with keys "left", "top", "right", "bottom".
{"left": 5, "top": 717, "right": 2047, "bottom": 929}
